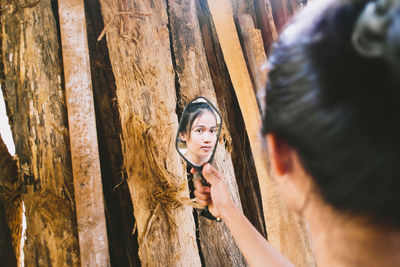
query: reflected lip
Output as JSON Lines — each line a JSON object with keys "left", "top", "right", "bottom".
{"left": 201, "top": 146, "right": 211, "bottom": 150}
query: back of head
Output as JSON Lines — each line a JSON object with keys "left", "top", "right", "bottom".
{"left": 262, "top": 0, "right": 400, "bottom": 227}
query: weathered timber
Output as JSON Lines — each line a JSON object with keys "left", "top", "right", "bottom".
{"left": 0, "top": 0, "right": 80, "bottom": 265}
{"left": 229, "top": 0, "right": 257, "bottom": 27}
{"left": 85, "top": 0, "right": 141, "bottom": 266}
{"left": 168, "top": 0, "right": 246, "bottom": 266}
{"left": 196, "top": 0, "right": 267, "bottom": 242}
{"left": 288, "top": 0, "right": 299, "bottom": 16}
{"left": 98, "top": 0, "right": 201, "bottom": 265}
{"left": 253, "top": 0, "right": 278, "bottom": 54}
{"left": 270, "top": 0, "right": 288, "bottom": 33}
{"left": 238, "top": 14, "right": 268, "bottom": 114}
{"left": 207, "top": 0, "right": 316, "bottom": 266}
{"left": 58, "top": 0, "right": 110, "bottom": 265}
{"left": 0, "top": 136, "right": 17, "bottom": 266}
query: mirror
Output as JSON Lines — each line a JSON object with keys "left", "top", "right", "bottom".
{"left": 176, "top": 96, "right": 222, "bottom": 169}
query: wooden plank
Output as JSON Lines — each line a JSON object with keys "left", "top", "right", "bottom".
{"left": 238, "top": 14, "right": 268, "bottom": 114}
{"left": 58, "top": 0, "right": 110, "bottom": 265}
{"left": 253, "top": 0, "right": 278, "bottom": 54}
{"left": 207, "top": 0, "right": 316, "bottom": 266}
{"left": 270, "top": 0, "right": 288, "bottom": 32}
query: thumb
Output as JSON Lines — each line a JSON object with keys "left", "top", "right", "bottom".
{"left": 202, "top": 163, "right": 220, "bottom": 185}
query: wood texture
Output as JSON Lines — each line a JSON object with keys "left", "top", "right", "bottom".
{"left": 168, "top": 0, "right": 246, "bottom": 266}
{"left": 207, "top": 0, "right": 315, "bottom": 266}
{"left": 58, "top": 0, "right": 110, "bottom": 265}
{"left": 98, "top": 0, "right": 201, "bottom": 265}
{"left": 0, "top": 136, "right": 17, "bottom": 266}
{"left": 238, "top": 14, "right": 268, "bottom": 114}
{"left": 0, "top": 0, "right": 80, "bottom": 265}
{"left": 196, "top": 0, "right": 267, "bottom": 243}
{"left": 270, "top": 0, "right": 288, "bottom": 32}
{"left": 254, "top": 0, "right": 278, "bottom": 54}
{"left": 84, "top": 0, "right": 141, "bottom": 265}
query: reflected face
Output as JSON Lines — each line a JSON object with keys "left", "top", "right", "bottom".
{"left": 180, "top": 111, "right": 217, "bottom": 165}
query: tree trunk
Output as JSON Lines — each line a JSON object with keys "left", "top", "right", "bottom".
{"left": 98, "top": 0, "right": 201, "bottom": 265}
{"left": 168, "top": 0, "right": 247, "bottom": 266}
{"left": 0, "top": 0, "right": 80, "bottom": 265}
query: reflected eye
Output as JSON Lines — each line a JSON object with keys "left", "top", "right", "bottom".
{"left": 195, "top": 128, "right": 203, "bottom": 133}
{"left": 210, "top": 129, "right": 216, "bottom": 134}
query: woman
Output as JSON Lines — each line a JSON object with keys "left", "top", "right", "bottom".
{"left": 194, "top": 0, "right": 400, "bottom": 266}
{"left": 178, "top": 101, "right": 218, "bottom": 166}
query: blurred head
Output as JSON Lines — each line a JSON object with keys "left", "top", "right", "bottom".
{"left": 262, "top": 0, "right": 400, "bottom": 227}
{"left": 179, "top": 102, "right": 218, "bottom": 165}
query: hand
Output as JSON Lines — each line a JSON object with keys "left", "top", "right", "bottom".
{"left": 193, "top": 163, "right": 235, "bottom": 220}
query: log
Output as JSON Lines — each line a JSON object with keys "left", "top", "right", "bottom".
{"left": 207, "top": 0, "right": 316, "bottom": 266}
{"left": 0, "top": 0, "right": 80, "bottom": 265}
{"left": 98, "top": 0, "right": 201, "bottom": 265}
{"left": 168, "top": 0, "right": 246, "bottom": 266}
{"left": 58, "top": 0, "right": 110, "bottom": 265}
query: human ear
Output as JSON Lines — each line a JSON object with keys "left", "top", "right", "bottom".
{"left": 180, "top": 133, "right": 187, "bottom": 142}
{"left": 266, "top": 133, "right": 313, "bottom": 214}
{"left": 266, "top": 133, "right": 293, "bottom": 176}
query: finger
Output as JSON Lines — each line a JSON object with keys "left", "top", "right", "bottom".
{"left": 190, "top": 168, "right": 195, "bottom": 174}
{"left": 194, "top": 190, "right": 211, "bottom": 201}
{"left": 194, "top": 178, "right": 210, "bottom": 193}
{"left": 195, "top": 198, "right": 211, "bottom": 207}
{"left": 202, "top": 163, "right": 222, "bottom": 185}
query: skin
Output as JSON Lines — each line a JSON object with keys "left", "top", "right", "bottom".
{"left": 194, "top": 133, "right": 400, "bottom": 267}
{"left": 180, "top": 111, "right": 217, "bottom": 166}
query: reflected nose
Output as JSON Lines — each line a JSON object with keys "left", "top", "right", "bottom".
{"left": 203, "top": 132, "right": 212, "bottom": 143}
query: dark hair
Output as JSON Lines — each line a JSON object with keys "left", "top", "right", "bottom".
{"left": 178, "top": 102, "right": 216, "bottom": 138}
{"left": 262, "top": 0, "right": 400, "bottom": 227}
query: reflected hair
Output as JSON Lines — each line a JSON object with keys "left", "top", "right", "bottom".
{"left": 178, "top": 101, "right": 216, "bottom": 138}
{"left": 262, "top": 0, "right": 400, "bottom": 227}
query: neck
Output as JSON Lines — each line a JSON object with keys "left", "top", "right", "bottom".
{"left": 304, "top": 197, "right": 400, "bottom": 266}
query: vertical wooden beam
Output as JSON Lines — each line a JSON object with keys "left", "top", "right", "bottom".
{"left": 58, "top": 1, "right": 110, "bottom": 265}
{"left": 207, "top": 0, "right": 315, "bottom": 266}
{"left": 270, "top": 0, "right": 288, "bottom": 32}
{"left": 253, "top": 0, "right": 278, "bottom": 54}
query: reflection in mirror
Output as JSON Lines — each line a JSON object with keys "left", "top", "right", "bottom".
{"left": 176, "top": 97, "right": 222, "bottom": 168}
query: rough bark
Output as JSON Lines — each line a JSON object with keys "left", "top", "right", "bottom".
{"left": 168, "top": 0, "right": 246, "bottom": 266}
{"left": 0, "top": 136, "right": 17, "bottom": 266}
{"left": 0, "top": 0, "right": 80, "bottom": 265}
{"left": 85, "top": 0, "right": 141, "bottom": 266}
{"left": 98, "top": 0, "right": 201, "bottom": 265}
{"left": 196, "top": 0, "right": 267, "bottom": 241}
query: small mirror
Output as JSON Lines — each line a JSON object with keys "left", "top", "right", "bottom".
{"left": 176, "top": 96, "right": 222, "bottom": 169}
